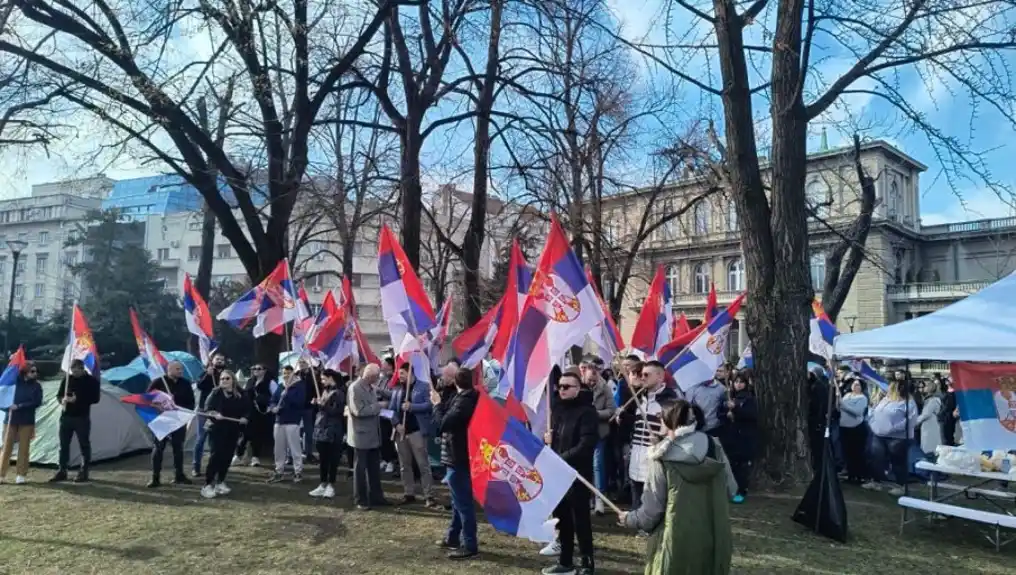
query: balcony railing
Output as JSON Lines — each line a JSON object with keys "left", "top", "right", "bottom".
{"left": 886, "top": 281, "right": 989, "bottom": 301}
{"left": 920, "top": 216, "right": 1016, "bottom": 237}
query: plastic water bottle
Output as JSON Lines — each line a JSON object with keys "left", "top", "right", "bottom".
{"left": 1001, "top": 458, "right": 1011, "bottom": 474}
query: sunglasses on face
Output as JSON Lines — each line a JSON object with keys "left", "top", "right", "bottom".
{"left": 558, "top": 384, "right": 579, "bottom": 391}
{"left": 28, "top": 369, "right": 38, "bottom": 374}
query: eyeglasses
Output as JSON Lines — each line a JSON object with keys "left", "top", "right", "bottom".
{"left": 220, "top": 377, "right": 233, "bottom": 382}
{"left": 558, "top": 384, "right": 579, "bottom": 391}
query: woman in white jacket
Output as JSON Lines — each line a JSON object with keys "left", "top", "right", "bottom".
{"left": 917, "top": 379, "right": 944, "bottom": 456}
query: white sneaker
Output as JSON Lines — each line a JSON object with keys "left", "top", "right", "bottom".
{"left": 14, "top": 475, "right": 26, "bottom": 485}
{"left": 594, "top": 498, "right": 605, "bottom": 515}
{"left": 310, "top": 484, "right": 327, "bottom": 497}
{"left": 539, "top": 540, "right": 561, "bottom": 557}
{"left": 861, "top": 481, "right": 882, "bottom": 491}
{"left": 250, "top": 457, "right": 261, "bottom": 467}
{"left": 230, "top": 456, "right": 241, "bottom": 467}
{"left": 323, "top": 484, "right": 335, "bottom": 499}
{"left": 384, "top": 461, "right": 395, "bottom": 473}
{"left": 200, "top": 485, "right": 217, "bottom": 499}
{"left": 215, "top": 483, "right": 231, "bottom": 495}
{"left": 888, "top": 486, "right": 905, "bottom": 497}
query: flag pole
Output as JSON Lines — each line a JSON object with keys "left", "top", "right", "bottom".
{"left": 573, "top": 472, "right": 623, "bottom": 516}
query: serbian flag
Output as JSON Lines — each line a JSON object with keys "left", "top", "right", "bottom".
{"left": 809, "top": 300, "right": 837, "bottom": 362}
{"left": 182, "top": 273, "right": 216, "bottom": 364}
{"left": 122, "top": 391, "right": 195, "bottom": 441}
{"left": 736, "top": 343, "right": 753, "bottom": 370}
{"left": 490, "top": 241, "right": 533, "bottom": 363}
{"left": 429, "top": 294, "right": 454, "bottom": 372}
{"left": 844, "top": 359, "right": 888, "bottom": 392}
{"left": 585, "top": 267, "right": 624, "bottom": 365}
{"left": 60, "top": 304, "right": 100, "bottom": 378}
{"left": 453, "top": 302, "right": 504, "bottom": 369}
{"left": 129, "top": 308, "right": 168, "bottom": 380}
{"left": 950, "top": 362, "right": 1016, "bottom": 452}
{"left": 672, "top": 312, "right": 691, "bottom": 340}
{"left": 703, "top": 283, "right": 718, "bottom": 324}
{"left": 291, "top": 281, "right": 315, "bottom": 357}
{"left": 337, "top": 277, "right": 379, "bottom": 367}
{"left": 629, "top": 265, "right": 673, "bottom": 359}
{"left": 0, "top": 346, "right": 26, "bottom": 409}
{"left": 502, "top": 215, "right": 605, "bottom": 411}
{"left": 307, "top": 305, "right": 356, "bottom": 370}
{"left": 378, "top": 224, "right": 436, "bottom": 354}
{"left": 216, "top": 259, "right": 308, "bottom": 337}
{"left": 468, "top": 390, "right": 576, "bottom": 542}
{"left": 661, "top": 293, "right": 744, "bottom": 391}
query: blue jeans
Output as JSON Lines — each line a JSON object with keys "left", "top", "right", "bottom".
{"left": 192, "top": 415, "right": 207, "bottom": 472}
{"left": 593, "top": 439, "right": 606, "bottom": 492}
{"left": 446, "top": 464, "right": 478, "bottom": 552}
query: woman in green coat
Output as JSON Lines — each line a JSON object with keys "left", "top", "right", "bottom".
{"left": 619, "top": 400, "right": 738, "bottom": 575}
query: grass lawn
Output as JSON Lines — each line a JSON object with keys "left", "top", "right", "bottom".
{"left": 0, "top": 456, "right": 1011, "bottom": 574}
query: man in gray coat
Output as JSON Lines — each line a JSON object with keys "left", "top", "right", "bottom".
{"left": 346, "top": 364, "right": 388, "bottom": 510}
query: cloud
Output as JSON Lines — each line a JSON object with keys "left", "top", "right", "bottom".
{"left": 921, "top": 188, "right": 1016, "bottom": 225}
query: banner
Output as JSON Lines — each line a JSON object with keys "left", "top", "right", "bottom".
{"left": 949, "top": 362, "right": 1016, "bottom": 452}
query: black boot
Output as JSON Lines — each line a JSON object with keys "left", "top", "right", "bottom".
{"left": 49, "top": 469, "right": 68, "bottom": 483}
{"left": 578, "top": 555, "right": 594, "bottom": 575}
{"left": 73, "top": 465, "right": 90, "bottom": 483}
{"left": 147, "top": 476, "right": 161, "bottom": 488}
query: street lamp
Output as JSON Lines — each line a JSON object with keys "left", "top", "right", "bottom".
{"left": 4, "top": 239, "right": 28, "bottom": 355}
{"left": 844, "top": 315, "right": 858, "bottom": 333}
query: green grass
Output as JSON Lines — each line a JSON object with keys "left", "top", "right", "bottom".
{"left": 0, "top": 456, "right": 1010, "bottom": 574}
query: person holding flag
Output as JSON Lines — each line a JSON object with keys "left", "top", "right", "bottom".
{"left": 147, "top": 361, "right": 196, "bottom": 488}
{"left": 0, "top": 358, "right": 42, "bottom": 484}
{"left": 389, "top": 362, "right": 436, "bottom": 507}
{"left": 200, "top": 370, "right": 251, "bottom": 499}
{"left": 50, "top": 359, "right": 101, "bottom": 483}
{"left": 234, "top": 364, "right": 275, "bottom": 467}
{"left": 432, "top": 367, "right": 480, "bottom": 559}
{"left": 193, "top": 353, "right": 226, "bottom": 477}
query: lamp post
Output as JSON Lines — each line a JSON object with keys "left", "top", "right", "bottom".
{"left": 844, "top": 315, "right": 858, "bottom": 333}
{"left": 4, "top": 239, "right": 28, "bottom": 355}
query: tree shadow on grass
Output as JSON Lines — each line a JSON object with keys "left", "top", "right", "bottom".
{"left": 0, "top": 533, "right": 161, "bottom": 561}
{"left": 32, "top": 479, "right": 204, "bottom": 508}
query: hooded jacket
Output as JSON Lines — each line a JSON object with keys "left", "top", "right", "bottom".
{"left": 550, "top": 390, "right": 599, "bottom": 481}
{"left": 624, "top": 426, "right": 736, "bottom": 575}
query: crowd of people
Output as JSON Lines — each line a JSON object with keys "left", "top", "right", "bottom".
{"left": 1, "top": 347, "right": 956, "bottom": 575}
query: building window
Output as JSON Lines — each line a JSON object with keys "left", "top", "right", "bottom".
{"left": 157, "top": 248, "right": 170, "bottom": 261}
{"left": 666, "top": 265, "right": 680, "bottom": 296}
{"left": 36, "top": 254, "right": 48, "bottom": 274}
{"left": 64, "top": 252, "right": 78, "bottom": 266}
{"left": 693, "top": 262, "right": 710, "bottom": 294}
{"left": 38, "top": 231, "right": 49, "bottom": 245}
{"left": 0, "top": 256, "right": 5, "bottom": 276}
{"left": 188, "top": 246, "right": 201, "bottom": 261}
{"left": 350, "top": 273, "right": 363, "bottom": 288}
{"left": 807, "top": 181, "right": 830, "bottom": 218}
{"left": 14, "top": 284, "right": 23, "bottom": 299}
{"left": 216, "top": 244, "right": 232, "bottom": 259}
{"left": 726, "top": 201, "right": 738, "bottom": 232}
{"left": 727, "top": 258, "right": 744, "bottom": 292}
{"left": 16, "top": 261, "right": 25, "bottom": 275}
{"left": 693, "top": 202, "right": 710, "bottom": 235}
{"left": 888, "top": 180, "right": 900, "bottom": 219}
{"left": 810, "top": 252, "right": 826, "bottom": 291}
{"left": 308, "top": 274, "right": 325, "bottom": 288}
{"left": 34, "top": 283, "right": 44, "bottom": 298}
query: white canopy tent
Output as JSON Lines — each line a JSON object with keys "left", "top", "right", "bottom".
{"left": 834, "top": 271, "right": 1016, "bottom": 361}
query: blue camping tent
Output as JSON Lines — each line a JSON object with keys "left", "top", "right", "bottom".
{"left": 102, "top": 365, "right": 150, "bottom": 394}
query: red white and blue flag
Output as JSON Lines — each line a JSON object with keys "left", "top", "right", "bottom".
{"left": 502, "top": 216, "right": 605, "bottom": 411}
{"left": 428, "top": 293, "right": 454, "bottom": 372}
{"left": 60, "top": 304, "right": 100, "bottom": 378}
{"left": 216, "top": 259, "right": 308, "bottom": 337}
{"left": 0, "top": 346, "right": 26, "bottom": 409}
{"left": 949, "top": 362, "right": 1016, "bottom": 452}
{"left": 378, "top": 224, "right": 435, "bottom": 379}
{"left": 291, "top": 281, "right": 315, "bottom": 358}
{"left": 122, "top": 391, "right": 195, "bottom": 441}
{"left": 491, "top": 241, "right": 533, "bottom": 363}
{"left": 453, "top": 302, "right": 504, "bottom": 369}
{"left": 338, "top": 276, "right": 379, "bottom": 368}
{"left": 809, "top": 300, "right": 837, "bottom": 362}
{"left": 129, "top": 308, "right": 169, "bottom": 380}
{"left": 629, "top": 265, "right": 673, "bottom": 359}
{"left": 468, "top": 390, "right": 576, "bottom": 542}
{"left": 182, "top": 273, "right": 216, "bottom": 364}
{"left": 660, "top": 293, "right": 745, "bottom": 391}
{"left": 703, "top": 283, "right": 718, "bottom": 324}
{"left": 585, "top": 267, "right": 624, "bottom": 366}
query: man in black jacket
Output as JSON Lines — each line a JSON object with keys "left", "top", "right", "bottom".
{"left": 193, "top": 353, "right": 225, "bottom": 476}
{"left": 50, "top": 360, "right": 101, "bottom": 483}
{"left": 298, "top": 358, "right": 321, "bottom": 464}
{"left": 432, "top": 367, "right": 479, "bottom": 560}
{"left": 544, "top": 370, "right": 599, "bottom": 575}
{"left": 149, "top": 361, "right": 196, "bottom": 488}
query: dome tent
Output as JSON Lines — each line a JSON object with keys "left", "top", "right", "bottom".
{"left": 1, "top": 378, "right": 154, "bottom": 467}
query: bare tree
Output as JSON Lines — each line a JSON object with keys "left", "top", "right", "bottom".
{"left": 0, "top": 0, "right": 404, "bottom": 364}
{"left": 634, "top": 0, "right": 1016, "bottom": 484}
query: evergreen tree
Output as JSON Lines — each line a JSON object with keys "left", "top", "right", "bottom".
{"left": 64, "top": 209, "right": 187, "bottom": 366}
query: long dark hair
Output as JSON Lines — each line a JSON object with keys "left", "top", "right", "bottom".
{"left": 660, "top": 399, "right": 705, "bottom": 432}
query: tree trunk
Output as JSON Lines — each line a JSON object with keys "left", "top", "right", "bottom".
{"left": 342, "top": 234, "right": 355, "bottom": 280}
{"left": 196, "top": 204, "right": 216, "bottom": 299}
{"left": 461, "top": 0, "right": 503, "bottom": 327}
{"left": 400, "top": 117, "right": 424, "bottom": 270}
{"left": 713, "top": 1, "right": 811, "bottom": 486}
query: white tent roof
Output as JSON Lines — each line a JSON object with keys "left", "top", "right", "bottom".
{"left": 834, "top": 271, "right": 1016, "bottom": 362}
